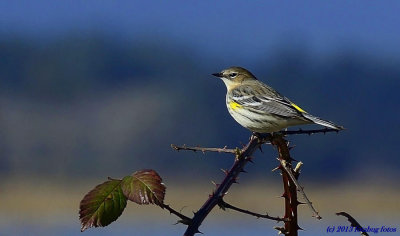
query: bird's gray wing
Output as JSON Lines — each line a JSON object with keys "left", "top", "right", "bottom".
{"left": 230, "top": 85, "right": 306, "bottom": 118}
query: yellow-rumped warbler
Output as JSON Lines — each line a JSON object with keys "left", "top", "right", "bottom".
{"left": 213, "top": 66, "right": 344, "bottom": 133}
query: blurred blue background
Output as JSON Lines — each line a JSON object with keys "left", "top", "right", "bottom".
{"left": 1, "top": 1, "right": 399, "bottom": 235}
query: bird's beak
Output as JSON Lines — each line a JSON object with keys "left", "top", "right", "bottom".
{"left": 212, "top": 72, "right": 223, "bottom": 78}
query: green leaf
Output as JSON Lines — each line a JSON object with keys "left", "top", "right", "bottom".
{"left": 121, "top": 169, "right": 166, "bottom": 206}
{"left": 79, "top": 179, "right": 127, "bottom": 232}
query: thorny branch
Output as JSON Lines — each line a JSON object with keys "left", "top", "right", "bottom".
{"left": 161, "top": 203, "right": 192, "bottom": 226}
{"left": 280, "top": 128, "right": 341, "bottom": 136}
{"left": 271, "top": 135, "right": 300, "bottom": 236}
{"left": 336, "top": 212, "right": 369, "bottom": 236}
{"left": 177, "top": 134, "right": 266, "bottom": 236}
{"left": 171, "top": 144, "right": 235, "bottom": 154}
{"left": 279, "top": 159, "right": 321, "bottom": 220}
{"left": 171, "top": 128, "right": 341, "bottom": 236}
{"left": 171, "top": 128, "right": 340, "bottom": 154}
{"left": 218, "top": 200, "right": 288, "bottom": 222}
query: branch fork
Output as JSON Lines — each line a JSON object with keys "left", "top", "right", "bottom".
{"left": 171, "top": 128, "right": 339, "bottom": 236}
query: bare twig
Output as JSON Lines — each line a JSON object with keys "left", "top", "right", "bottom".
{"left": 280, "top": 128, "right": 342, "bottom": 136}
{"left": 161, "top": 204, "right": 192, "bottom": 226}
{"left": 218, "top": 200, "right": 288, "bottom": 222}
{"left": 280, "top": 159, "right": 321, "bottom": 220}
{"left": 171, "top": 128, "right": 342, "bottom": 155}
{"left": 171, "top": 144, "right": 235, "bottom": 154}
{"left": 336, "top": 212, "right": 369, "bottom": 236}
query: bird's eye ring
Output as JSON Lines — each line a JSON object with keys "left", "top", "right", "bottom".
{"left": 229, "top": 73, "right": 238, "bottom": 78}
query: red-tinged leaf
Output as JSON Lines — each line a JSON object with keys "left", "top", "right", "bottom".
{"left": 79, "top": 179, "right": 127, "bottom": 232}
{"left": 121, "top": 169, "right": 166, "bottom": 206}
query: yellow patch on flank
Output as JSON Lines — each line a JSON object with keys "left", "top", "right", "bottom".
{"left": 291, "top": 103, "right": 306, "bottom": 113}
{"left": 229, "top": 101, "right": 242, "bottom": 110}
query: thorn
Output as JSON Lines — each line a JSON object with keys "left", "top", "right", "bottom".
{"left": 221, "top": 168, "right": 228, "bottom": 175}
{"left": 271, "top": 166, "right": 280, "bottom": 172}
{"left": 211, "top": 180, "right": 219, "bottom": 187}
{"left": 218, "top": 202, "right": 226, "bottom": 211}
{"left": 293, "top": 200, "right": 303, "bottom": 206}
{"left": 273, "top": 226, "right": 286, "bottom": 235}
{"left": 240, "top": 169, "right": 248, "bottom": 173}
{"left": 313, "top": 214, "right": 322, "bottom": 220}
{"left": 247, "top": 157, "right": 254, "bottom": 163}
{"left": 259, "top": 145, "right": 263, "bottom": 153}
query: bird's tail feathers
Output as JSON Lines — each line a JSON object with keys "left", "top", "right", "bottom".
{"left": 303, "top": 113, "right": 344, "bottom": 130}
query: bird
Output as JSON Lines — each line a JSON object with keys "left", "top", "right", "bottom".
{"left": 212, "top": 66, "right": 344, "bottom": 133}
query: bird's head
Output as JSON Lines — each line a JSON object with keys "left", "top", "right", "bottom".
{"left": 212, "top": 66, "right": 257, "bottom": 90}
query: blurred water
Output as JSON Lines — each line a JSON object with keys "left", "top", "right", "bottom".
{"left": 1, "top": 179, "right": 398, "bottom": 236}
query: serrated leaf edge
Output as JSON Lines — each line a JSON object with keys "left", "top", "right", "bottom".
{"left": 80, "top": 180, "right": 126, "bottom": 232}
{"left": 123, "top": 170, "right": 165, "bottom": 206}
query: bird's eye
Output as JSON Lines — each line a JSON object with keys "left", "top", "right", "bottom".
{"left": 229, "top": 73, "right": 238, "bottom": 78}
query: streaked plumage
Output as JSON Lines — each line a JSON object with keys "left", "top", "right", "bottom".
{"left": 213, "top": 66, "right": 344, "bottom": 133}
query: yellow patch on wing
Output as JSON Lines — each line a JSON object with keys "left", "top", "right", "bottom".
{"left": 229, "top": 101, "right": 242, "bottom": 110}
{"left": 291, "top": 103, "right": 306, "bottom": 113}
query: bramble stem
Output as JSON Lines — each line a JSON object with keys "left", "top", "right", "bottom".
{"left": 279, "top": 159, "right": 321, "bottom": 220}
{"left": 171, "top": 144, "right": 235, "bottom": 154}
{"left": 170, "top": 128, "right": 342, "bottom": 236}
{"left": 182, "top": 134, "right": 266, "bottom": 236}
{"left": 218, "top": 200, "right": 288, "bottom": 222}
{"left": 161, "top": 203, "right": 192, "bottom": 226}
{"left": 336, "top": 212, "right": 369, "bottom": 236}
